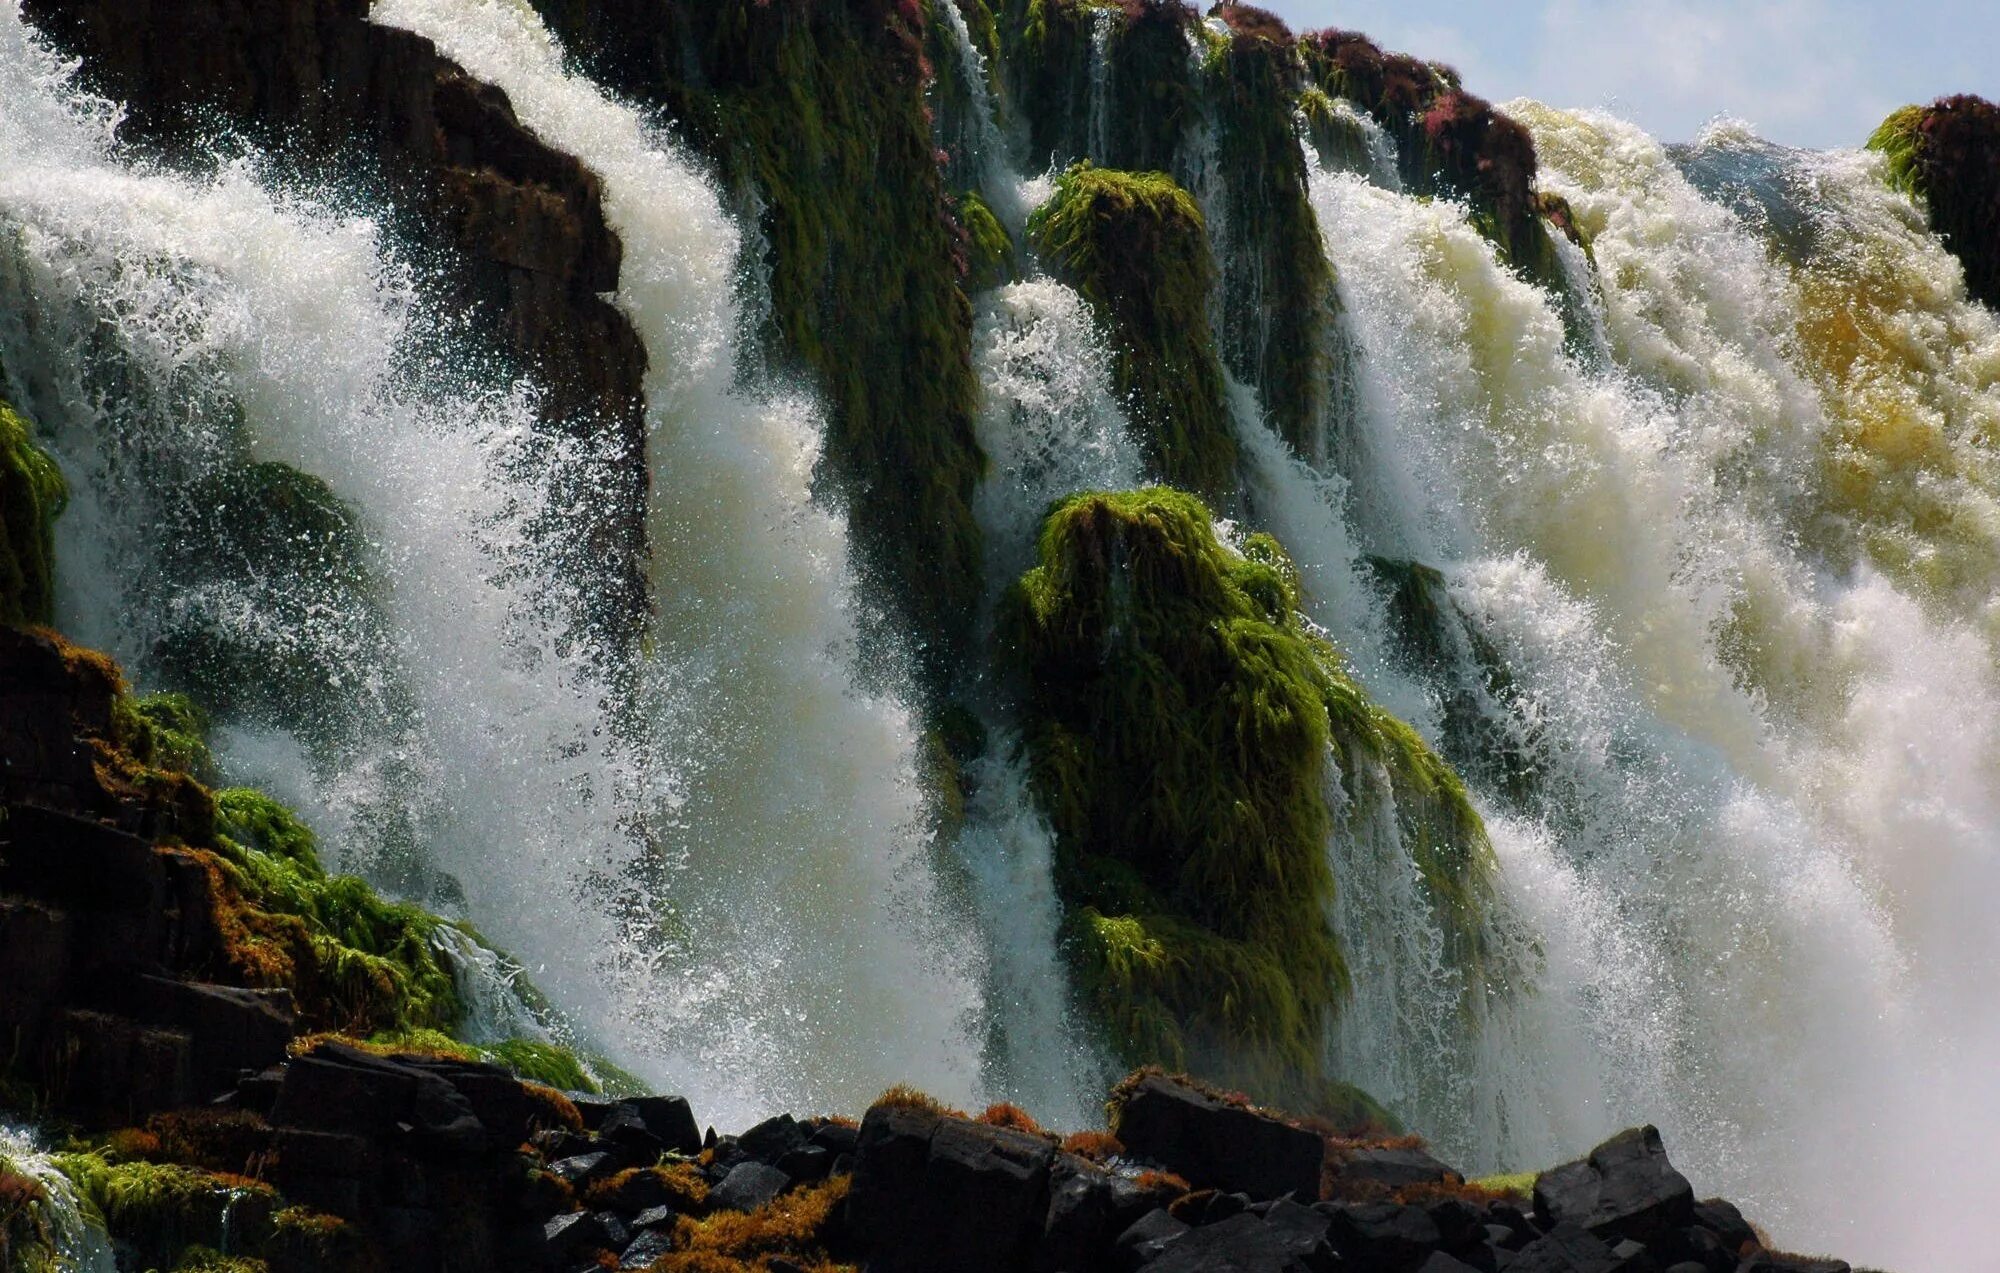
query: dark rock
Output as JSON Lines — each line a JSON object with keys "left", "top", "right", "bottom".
{"left": 1205, "top": 1191, "right": 1251, "bottom": 1225}
{"left": 543, "top": 1211, "right": 610, "bottom": 1260}
{"left": 1142, "top": 1211, "right": 1336, "bottom": 1272}
{"left": 1112, "top": 1075, "right": 1324, "bottom": 1201}
{"left": 740, "top": 1113, "right": 807, "bottom": 1163}
{"left": 1508, "top": 1224, "right": 1629, "bottom": 1273}
{"left": 40, "top": 1009, "right": 190, "bottom": 1124}
{"left": 1664, "top": 1263, "right": 1709, "bottom": 1273}
{"left": 849, "top": 1104, "right": 1058, "bottom": 1273}
{"left": 1321, "top": 1201, "right": 1441, "bottom": 1271}
{"left": 1418, "top": 1254, "right": 1485, "bottom": 1273}
{"left": 776, "top": 1142, "right": 833, "bottom": 1184}
{"left": 595, "top": 1212, "right": 631, "bottom": 1251}
{"left": 630, "top": 1095, "right": 703, "bottom": 1156}
{"left": 534, "top": 1129, "right": 596, "bottom": 1162}
{"left": 710, "top": 1161, "right": 790, "bottom": 1213}
{"left": 1691, "top": 1199, "right": 1758, "bottom": 1255}
{"left": 810, "top": 1120, "right": 861, "bottom": 1157}
{"left": 1426, "top": 1197, "right": 1483, "bottom": 1251}
{"left": 548, "top": 1153, "right": 611, "bottom": 1185}
{"left": 599, "top": 1103, "right": 665, "bottom": 1157}
{"left": 116, "top": 975, "right": 294, "bottom": 1100}
{"left": 620, "top": 1229, "right": 675, "bottom": 1269}
{"left": 571, "top": 1095, "right": 616, "bottom": 1130}
{"left": 1117, "top": 1209, "right": 1192, "bottom": 1266}
{"left": 1534, "top": 1127, "right": 1694, "bottom": 1245}
{"left": 1734, "top": 1256, "right": 1849, "bottom": 1273}
{"left": 630, "top": 1205, "right": 677, "bottom": 1233}
{"left": 1340, "top": 1145, "right": 1458, "bottom": 1190}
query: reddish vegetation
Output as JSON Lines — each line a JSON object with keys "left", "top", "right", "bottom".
{"left": 976, "top": 1102, "right": 1050, "bottom": 1137}
{"left": 1302, "top": 30, "right": 1439, "bottom": 115}
{"left": 1914, "top": 95, "right": 2000, "bottom": 308}
{"left": 1059, "top": 1130, "right": 1126, "bottom": 1162}
{"left": 1211, "top": 2, "right": 1291, "bottom": 42}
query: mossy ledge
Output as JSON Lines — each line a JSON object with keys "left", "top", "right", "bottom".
{"left": 1868, "top": 95, "right": 2000, "bottom": 310}
{"left": 0, "top": 398, "right": 66, "bottom": 628}
{"left": 1003, "top": 489, "right": 1493, "bottom": 1107}
{"left": 1028, "top": 169, "right": 1239, "bottom": 501}
{"left": 530, "top": 0, "right": 990, "bottom": 682}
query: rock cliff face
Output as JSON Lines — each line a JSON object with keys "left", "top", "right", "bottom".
{"left": 1870, "top": 94, "right": 2000, "bottom": 310}
{"left": 21, "top": 0, "right": 653, "bottom": 640}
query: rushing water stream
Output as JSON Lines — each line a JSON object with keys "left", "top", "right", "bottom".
{"left": 4, "top": 1, "right": 1999, "bottom": 1266}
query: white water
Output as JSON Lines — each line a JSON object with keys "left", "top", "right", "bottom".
{"left": 1296, "top": 101, "right": 2000, "bottom": 1267}
{"left": 1, "top": 0, "right": 989, "bottom": 1126}
{"left": 0, "top": 1128, "right": 116, "bottom": 1273}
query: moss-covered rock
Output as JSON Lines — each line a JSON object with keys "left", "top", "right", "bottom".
{"left": 531, "top": 0, "right": 989, "bottom": 682}
{"left": 1869, "top": 96, "right": 2000, "bottom": 309}
{"left": 1203, "top": 18, "right": 1341, "bottom": 457}
{"left": 0, "top": 399, "right": 66, "bottom": 628}
{"left": 956, "top": 190, "right": 1018, "bottom": 291}
{"left": 1005, "top": 489, "right": 1492, "bottom": 1101}
{"left": 1029, "top": 167, "right": 1238, "bottom": 499}
{"left": 1301, "top": 31, "right": 1563, "bottom": 286}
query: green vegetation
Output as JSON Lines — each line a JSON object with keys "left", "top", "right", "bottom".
{"left": 1205, "top": 26, "right": 1341, "bottom": 457}
{"left": 956, "top": 190, "right": 1017, "bottom": 292}
{"left": 531, "top": 0, "right": 989, "bottom": 681}
{"left": 1029, "top": 167, "right": 1238, "bottom": 500}
{"left": 1468, "top": 1170, "right": 1537, "bottom": 1199}
{"left": 54, "top": 1154, "right": 273, "bottom": 1268}
{"left": 1867, "top": 96, "right": 2000, "bottom": 308}
{"left": 1006, "top": 489, "right": 1493, "bottom": 1103}
{"left": 0, "top": 399, "right": 66, "bottom": 627}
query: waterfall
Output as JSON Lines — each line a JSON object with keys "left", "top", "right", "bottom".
{"left": 1297, "top": 102, "right": 2000, "bottom": 1267}
{"left": 0, "top": 1127, "right": 117, "bottom": 1273}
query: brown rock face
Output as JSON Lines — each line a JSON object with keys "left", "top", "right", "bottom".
{"left": 19, "top": 0, "right": 652, "bottom": 639}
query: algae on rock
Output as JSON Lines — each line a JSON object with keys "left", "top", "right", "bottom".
{"left": 0, "top": 398, "right": 66, "bottom": 627}
{"left": 1029, "top": 167, "right": 1238, "bottom": 501}
{"left": 1869, "top": 96, "right": 2000, "bottom": 309}
{"left": 1004, "top": 489, "right": 1494, "bottom": 1107}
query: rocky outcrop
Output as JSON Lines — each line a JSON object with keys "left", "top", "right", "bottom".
{"left": 19, "top": 0, "right": 652, "bottom": 640}
{"left": 0, "top": 399, "right": 64, "bottom": 628}
{"left": 1869, "top": 95, "right": 2000, "bottom": 310}
{"left": 529, "top": 0, "right": 990, "bottom": 681}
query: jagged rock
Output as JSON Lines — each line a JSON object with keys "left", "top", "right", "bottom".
{"left": 620, "top": 1229, "right": 675, "bottom": 1269}
{"left": 1535, "top": 1127, "right": 1695, "bottom": 1245}
{"left": 1692, "top": 1198, "right": 1759, "bottom": 1255}
{"left": 1117, "top": 1209, "right": 1192, "bottom": 1266}
{"left": 1319, "top": 1200, "right": 1442, "bottom": 1271}
{"left": 1139, "top": 1210, "right": 1337, "bottom": 1272}
{"left": 777, "top": 1142, "right": 833, "bottom": 1183}
{"left": 544, "top": 1211, "right": 611, "bottom": 1261}
{"left": 849, "top": 1104, "right": 1060, "bottom": 1273}
{"left": 740, "top": 1112, "right": 807, "bottom": 1163}
{"left": 1417, "top": 1253, "right": 1485, "bottom": 1273}
{"left": 1112, "top": 1075, "right": 1325, "bottom": 1201}
{"left": 599, "top": 1103, "right": 666, "bottom": 1158}
{"left": 549, "top": 1152, "right": 611, "bottom": 1184}
{"left": 1339, "top": 1144, "right": 1458, "bottom": 1190}
{"left": 1507, "top": 1224, "right": 1632, "bottom": 1273}
{"left": 630, "top": 1095, "right": 704, "bottom": 1155}
{"left": 1735, "top": 1256, "right": 1850, "bottom": 1273}
{"left": 710, "top": 1161, "right": 790, "bottom": 1213}
{"left": 112, "top": 975, "right": 295, "bottom": 1098}
{"left": 630, "top": 1205, "right": 677, "bottom": 1233}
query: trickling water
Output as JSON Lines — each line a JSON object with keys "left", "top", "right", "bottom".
{"left": 1085, "top": 8, "right": 1117, "bottom": 166}
{"left": 0, "top": 1128, "right": 117, "bottom": 1273}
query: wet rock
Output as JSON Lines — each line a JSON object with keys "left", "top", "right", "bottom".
{"left": 630, "top": 1205, "right": 676, "bottom": 1233}
{"left": 620, "top": 1229, "right": 675, "bottom": 1269}
{"left": 630, "top": 1095, "right": 703, "bottom": 1156}
{"left": 1117, "top": 1209, "right": 1192, "bottom": 1266}
{"left": 1320, "top": 1201, "right": 1441, "bottom": 1271}
{"left": 1734, "top": 1256, "right": 1850, "bottom": 1273}
{"left": 543, "top": 1211, "right": 610, "bottom": 1262}
{"left": 1418, "top": 1254, "right": 1485, "bottom": 1273}
{"left": 1535, "top": 1127, "right": 1695, "bottom": 1245}
{"left": 1691, "top": 1198, "right": 1758, "bottom": 1255}
{"left": 1112, "top": 1074, "right": 1324, "bottom": 1201}
{"left": 1507, "top": 1224, "right": 1630, "bottom": 1273}
{"left": 548, "top": 1152, "right": 611, "bottom": 1185}
{"left": 1340, "top": 1144, "right": 1458, "bottom": 1190}
{"left": 849, "top": 1104, "right": 1059, "bottom": 1273}
{"left": 777, "top": 1142, "right": 833, "bottom": 1183}
{"left": 740, "top": 1113, "right": 807, "bottom": 1163}
{"left": 1141, "top": 1210, "right": 1336, "bottom": 1272}
{"left": 710, "top": 1161, "right": 790, "bottom": 1213}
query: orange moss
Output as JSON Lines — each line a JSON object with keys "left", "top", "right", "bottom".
{"left": 648, "top": 1176, "right": 853, "bottom": 1273}
{"left": 975, "top": 1103, "right": 1049, "bottom": 1137}
{"left": 1167, "top": 1188, "right": 1217, "bottom": 1223}
{"left": 123, "top": 1110, "right": 271, "bottom": 1176}
{"left": 586, "top": 1164, "right": 711, "bottom": 1214}
{"left": 1133, "top": 1170, "right": 1191, "bottom": 1199}
{"left": 523, "top": 1083, "right": 584, "bottom": 1134}
{"left": 1059, "top": 1130, "right": 1125, "bottom": 1163}
{"left": 869, "top": 1086, "right": 964, "bottom": 1119}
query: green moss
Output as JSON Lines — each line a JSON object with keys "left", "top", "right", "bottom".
{"left": 531, "top": 0, "right": 989, "bottom": 684}
{"left": 215, "top": 789, "right": 322, "bottom": 872}
{"left": 1029, "top": 167, "right": 1238, "bottom": 500}
{"left": 117, "top": 693, "right": 219, "bottom": 786}
{"left": 1468, "top": 1170, "right": 1536, "bottom": 1199}
{"left": 957, "top": 190, "right": 1017, "bottom": 291}
{"left": 0, "top": 399, "right": 66, "bottom": 627}
{"left": 1204, "top": 29, "right": 1341, "bottom": 457}
{"left": 357, "top": 1029, "right": 601, "bottom": 1093}
{"left": 54, "top": 1155, "right": 273, "bottom": 1270}
{"left": 1006, "top": 489, "right": 1493, "bottom": 1100}
{"left": 1867, "top": 105, "right": 1927, "bottom": 198}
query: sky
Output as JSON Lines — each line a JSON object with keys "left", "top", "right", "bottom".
{"left": 1256, "top": 1, "right": 2000, "bottom": 150}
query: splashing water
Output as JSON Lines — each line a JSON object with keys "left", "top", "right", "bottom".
{"left": 0, "top": 1127, "right": 117, "bottom": 1273}
{"left": 1297, "top": 100, "right": 2000, "bottom": 1267}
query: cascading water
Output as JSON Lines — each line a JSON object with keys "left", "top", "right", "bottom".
{"left": 1287, "top": 94, "right": 2000, "bottom": 1267}
{"left": 1, "top": 0, "right": 990, "bottom": 1126}
{"left": 0, "top": 1127, "right": 117, "bottom": 1273}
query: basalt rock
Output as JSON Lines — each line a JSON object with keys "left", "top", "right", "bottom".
{"left": 1869, "top": 95, "right": 2000, "bottom": 310}
{"left": 1533, "top": 1125, "right": 1694, "bottom": 1245}
{"left": 20, "top": 0, "right": 652, "bottom": 642}
{"left": 1110, "top": 1073, "right": 1324, "bottom": 1202}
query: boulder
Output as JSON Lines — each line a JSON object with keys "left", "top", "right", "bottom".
{"left": 1319, "top": 1201, "right": 1441, "bottom": 1272}
{"left": 1112, "top": 1075, "right": 1324, "bottom": 1201}
{"left": 619, "top": 1229, "right": 674, "bottom": 1269}
{"left": 710, "top": 1161, "right": 790, "bottom": 1213}
{"left": 1117, "top": 1209, "right": 1191, "bottom": 1266}
{"left": 630, "top": 1095, "right": 703, "bottom": 1155}
{"left": 1735, "top": 1256, "right": 1850, "bottom": 1273}
{"left": 1691, "top": 1198, "right": 1758, "bottom": 1255}
{"left": 1339, "top": 1145, "right": 1457, "bottom": 1190}
{"left": 1534, "top": 1127, "right": 1694, "bottom": 1245}
{"left": 1507, "top": 1224, "right": 1633, "bottom": 1273}
{"left": 1140, "top": 1210, "right": 1336, "bottom": 1272}
{"left": 849, "top": 1104, "right": 1058, "bottom": 1272}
